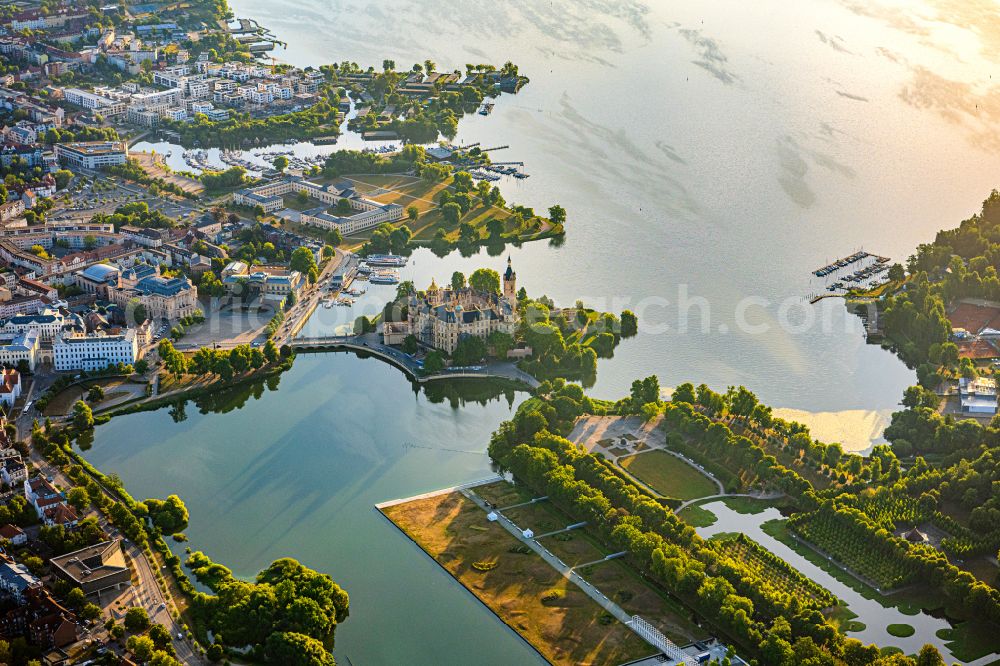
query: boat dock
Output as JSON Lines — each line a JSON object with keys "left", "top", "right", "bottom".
{"left": 813, "top": 251, "right": 889, "bottom": 277}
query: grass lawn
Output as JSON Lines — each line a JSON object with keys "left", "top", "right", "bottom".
{"left": 474, "top": 481, "right": 534, "bottom": 508}
{"left": 677, "top": 504, "right": 717, "bottom": 528}
{"left": 618, "top": 450, "right": 718, "bottom": 500}
{"left": 341, "top": 173, "right": 546, "bottom": 247}
{"left": 382, "top": 489, "right": 656, "bottom": 666}
{"left": 282, "top": 194, "right": 317, "bottom": 212}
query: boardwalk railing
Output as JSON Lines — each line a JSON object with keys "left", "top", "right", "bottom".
{"left": 626, "top": 616, "right": 697, "bottom": 665}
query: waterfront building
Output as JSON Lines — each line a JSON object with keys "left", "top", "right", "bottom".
{"left": 221, "top": 262, "right": 304, "bottom": 301}
{"left": 234, "top": 176, "right": 403, "bottom": 234}
{"left": 78, "top": 262, "right": 198, "bottom": 321}
{"left": 53, "top": 328, "right": 138, "bottom": 372}
{"left": 54, "top": 141, "right": 128, "bottom": 170}
{"left": 393, "top": 258, "right": 519, "bottom": 353}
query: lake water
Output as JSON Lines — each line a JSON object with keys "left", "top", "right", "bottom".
{"left": 222, "top": 0, "right": 1000, "bottom": 425}
{"left": 84, "top": 354, "right": 542, "bottom": 664}
{"left": 87, "top": 1, "right": 1000, "bottom": 661}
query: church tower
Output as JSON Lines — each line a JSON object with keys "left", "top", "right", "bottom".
{"left": 503, "top": 256, "right": 517, "bottom": 301}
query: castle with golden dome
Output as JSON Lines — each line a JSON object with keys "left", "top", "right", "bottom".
{"left": 384, "top": 258, "right": 519, "bottom": 353}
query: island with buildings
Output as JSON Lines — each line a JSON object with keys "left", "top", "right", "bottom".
{"left": 0, "top": 0, "right": 992, "bottom": 665}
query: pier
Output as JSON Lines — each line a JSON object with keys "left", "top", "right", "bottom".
{"left": 813, "top": 251, "right": 890, "bottom": 278}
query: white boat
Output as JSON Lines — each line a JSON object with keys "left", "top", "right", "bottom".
{"left": 364, "top": 254, "right": 407, "bottom": 267}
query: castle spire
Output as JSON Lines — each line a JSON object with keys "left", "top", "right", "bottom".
{"left": 503, "top": 256, "right": 516, "bottom": 300}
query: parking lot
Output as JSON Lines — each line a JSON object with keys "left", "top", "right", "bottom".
{"left": 47, "top": 175, "right": 201, "bottom": 222}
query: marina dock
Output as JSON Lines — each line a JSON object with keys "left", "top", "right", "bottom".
{"left": 813, "top": 251, "right": 889, "bottom": 277}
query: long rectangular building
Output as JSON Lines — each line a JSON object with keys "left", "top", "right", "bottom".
{"left": 54, "top": 141, "right": 129, "bottom": 170}
{"left": 234, "top": 176, "right": 402, "bottom": 234}
{"left": 53, "top": 329, "right": 137, "bottom": 372}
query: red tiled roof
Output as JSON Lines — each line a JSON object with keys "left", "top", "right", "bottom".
{"left": 0, "top": 524, "right": 23, "bottom": 539}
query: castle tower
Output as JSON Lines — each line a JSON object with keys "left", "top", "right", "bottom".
{"left": 503, "top": 256, "right": 517, "bottom": 301}
{"left": 427, "top": 277, "right": 441, "bottom": 305}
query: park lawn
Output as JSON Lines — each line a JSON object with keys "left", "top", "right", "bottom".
{"left": 501, "top": 492, "right": 704, "bottom": 644}
{"left": 282, "top": 194, "right": 317, "bottom": 212}
{"left": 343, "top": 173, "right": 528, "bottom": 242}
{"left": 618, "top": 450, "right": 718, "bottom": 500}
{"left": 344, "top": 174, "right": 450, "bottom": 213}
{"left": 577, "top": 548, "right": 703, "bottom": 644}
{"left": 474, "top": 480, "right": 534, "bottom": 508}
{"left": 503, "top": 501, "right": 571, "bottom": 536}
{"left": 382, "top": 491, "right": 655, "bottom": 666}
{"left": 677, "top": 504, "right": 717, "bottom": 528}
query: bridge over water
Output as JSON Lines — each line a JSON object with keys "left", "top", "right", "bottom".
{"left": 290, "top": 335, "right": 540, "bottom": 389}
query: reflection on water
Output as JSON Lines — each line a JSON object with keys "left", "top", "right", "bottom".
{"left": 215, "top": 0, "right": 1000, "bottom": 429}
{"left": 771, "top": 407, "right": 893, "bottom": 454}
{"left": 84, "top": 354, "right": 539, "bottom": 665}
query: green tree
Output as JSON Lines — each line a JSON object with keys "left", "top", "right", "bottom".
{"left": 273, "top": 155, "right": 289, "bottom": 173}
{"left": 452, "top": 336, "right": 486, "bottom": 366}
{"left": 486, "top": 217, "right": 504, "bottom": 238}
{"left": 290, "top": 247, "right": 318, "bottom": 282}
{"left": 620, "top": 310, "right": 638, "bottom": 337}
{"left": 264, "top": 339, "right": 280, "bottom": 363}
{"left": 487, "top": 330, "right": 514, "bottom": 358}
{"left": 265, "top": 632, "right": 334, "bottom": 666}
{"left": 127, "top": 635, "right": 155, "bottom": 661}
{"left": 424, "top": 350, "right": 444, "bottom": 373}
{"left": 335, "top": 198, "right": 353, "bottom": 215}
{"left": 80, "top": 602, "right": 101, "bottom": 621}
{"left": 450, "top": 271, "right": 466, "bottom": 291}
{"left": 72, "top": 400, "right": 94, "bottom": 430}
{"left": 402, "top": 335, "right": 418, "bottom": 354}
{"left": 66, "top": 487, "right": 89, "bottom": 512}
{"left": 469, "top": 268, "right": 501, "bottom": 294}
{"left": 124, "top": 606, "right": 151, "bottom": 633}
{"left": 547, "top": 204, "right": 566, "bottom": 225}
{"left": 407, "top": 205, "right": 419, "bottom": 222}
{"left": 441, "top": 202, "right": 461, "bottom": 226}
{"left": 87, "top": 384, "right": 104, "bottom": 403}
{"left": 64, "top": 587, "right": 86, "bottom": 610}
{"left": 148, "top": 623, "right": 172, "bottom": 651}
